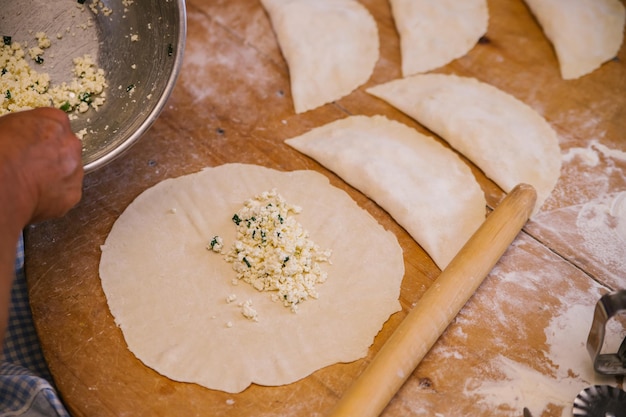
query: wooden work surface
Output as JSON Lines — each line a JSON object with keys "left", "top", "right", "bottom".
{"left": 24, "top": 1, "right": 626, "bottom": 416}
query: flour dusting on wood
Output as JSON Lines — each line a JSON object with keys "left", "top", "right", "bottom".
{"left": 179, "top": 8, "right": 285, "bottom": 126}
{"left": 526, "top": 137, "right": 626, "bottom": 291}
{"left": 455, "top": 239, "right": 617, "bottom": 417}
{"left": 576, "top": 192, "right": 626, "bottom": 274}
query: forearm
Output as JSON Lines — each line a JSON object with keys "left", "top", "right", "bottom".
{"left": 0, "top": 108, "right": 84, "bottom": 346}
{"left": 0, "top": 171, "right": 26, "bottom": 347}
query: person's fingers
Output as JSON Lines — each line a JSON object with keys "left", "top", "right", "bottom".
{"left": 34, "top": 112, "right": 84, "bottom": 222}
{"left": 1, "top": 108, "right": 85, "bottom": 224}
{"left": 52, "top": 111, "right": 83, "bottom": 179}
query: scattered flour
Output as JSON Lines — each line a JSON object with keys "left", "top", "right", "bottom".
{"left": 531, "top": 136, "right": 626, "bottom": 289}
{"left": 457, "top": 238, "right": 621, "bottom": 417}
{"left": 595, "top": 142, "right": 626, "bottom": 162}
{"left": 561, "top": 145, "right": 600, "bottom": 167}
{"left": 563, "top": 140, "right": 626, "bottom": 167}
{"left": 549, "top": 140, "right": 626, "bottom": 210}
{"left": 181, "top": 9, "right": 278, "bottom": 109}
{"left": 464, "top": 300, "right": 618, "bottom": 417}
{"left": 610, "top": 192, "right": 626, "bottom": 242}
{"left": 576, "top": 191, "right": 626, "bottom": 274}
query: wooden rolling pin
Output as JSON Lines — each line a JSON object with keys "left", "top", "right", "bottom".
{"left": 328, "top": 183, "right": 537, "bottom": 417}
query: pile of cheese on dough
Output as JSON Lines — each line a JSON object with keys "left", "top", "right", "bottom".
{"left": 215, "top": 189, "right": 332, "bottom": 313}
{"left": 0, "top": 34, "right": 107, "bottom": 118}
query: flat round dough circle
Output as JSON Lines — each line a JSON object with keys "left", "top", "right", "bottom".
{"left": 99, "top": 163, "right": 404, "bottom": 393}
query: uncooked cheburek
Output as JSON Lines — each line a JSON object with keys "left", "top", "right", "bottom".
{"left": 99, "top": 163, "right": 404, "bottom": 393}
{"left": 367, "top": 74, "right": 561, "bottom": 215}
{"left": 389, "top": 0, "right": 489, "bottom": 76}
{"left": 260, "top": 0, "right": 379, "bottom": 113}
{"left": 285, "top": 115, "right": 486, "bottom": 270}
{"left": 524, "top": 0, "right": 625, "bottom": 80}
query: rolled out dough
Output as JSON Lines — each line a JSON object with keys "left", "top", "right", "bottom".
{"left": 260, "top": 0, "right": 379, "bottom": 113}
{"left": 524, "top": 0, "right": 625, "bottom": 80}
{"left": 99, "top": 163, "right": 404, "bottom": 393}
{"left": 285, "top": 115, "right": 486, "bottom": 270}
{"left": 389, "top": 0, "right": 489, "bottom": 76}
{"left": 367, "top": 74, "right": 561, "bottom": 215}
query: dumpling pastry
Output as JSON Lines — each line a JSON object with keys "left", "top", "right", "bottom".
{"left": 524, "top": 0, "right": 625, "bottom": 80}
{"left": 261, "top": 0, "right": 379, "bottom": 113}
{"left": 389, "top": 0, "right": 488, "bottom": 76}
{"left": 367, "top": 74, "right": 561, "bottom": 215}
{"left": 286, "top": 115, "right": 486, "bottom": 270}
{"left": 100, "top": 163, "right": 404, "bottom": 393}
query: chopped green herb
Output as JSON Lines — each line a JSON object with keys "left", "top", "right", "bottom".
{"left": 167, "top": 43, "right": 174, "bottom": 57}
{"left": 126, "top": 84, "right": 135, "bottom": 92}
{"left": 60, "top": 102, "right": 72, "bottom": 112}
{"left": 79, "top": 91, "right": 92, "bottom": 103}
{"left": 232, "top": 214, "right": 242, "bottom": 225}
{"left": 282, "top": 256, "right": 290, "bottom": 267}
{"left": 3, "top": 36, "right": 11, "bottom": 46}
{"left": 1, "top": 68, "right": 7, "bottom": 75}
{"left": 34, "top": 56, "right": 44, "bottom": 64}
{"left": 243, "top": 257, "right": 251, "bottom": 268}
{"left": 209, "top": 236, "right": 220, "bottom": 249}
{"left": 4, "top": 90, "right": 10, "bottom": 100}
{"left": 77, "top": 0, "right": 86, "bottom": 4}
{"left": 277, "top": 214, "right": 284, "bottom": 224}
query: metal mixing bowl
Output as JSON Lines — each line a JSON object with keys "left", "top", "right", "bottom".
{"left": 1, "top": 0, "right": 186, "bottom": 172}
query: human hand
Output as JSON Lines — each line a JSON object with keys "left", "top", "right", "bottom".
{"left": 0, "top": 107, "right": 84, "bottom": 227}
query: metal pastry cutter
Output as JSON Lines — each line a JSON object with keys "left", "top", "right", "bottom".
{"left": 586, "top": 289, "right": 626, "bottom": 375}
{"left": 572, "top": 385, "right": 626, "bottom": 417}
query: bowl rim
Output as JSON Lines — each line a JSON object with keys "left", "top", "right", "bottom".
{"left": 83, "top": 0, "right": 188, "bottom": 173}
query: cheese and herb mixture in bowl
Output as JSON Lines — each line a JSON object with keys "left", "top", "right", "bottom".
{"left": 210, "top": 189, "right": 332, "bottom": 315}
{"left": 0, "top": 33, "right": 107, "bottom": 138}
{"left": 1, "top": 0, "right": 186, "bottom": 171}
{"left": 1, "top": 1, "right": 115, "bottom": 137}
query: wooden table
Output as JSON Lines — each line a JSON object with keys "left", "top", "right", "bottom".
{"left": 25, "top": 1, "right": 626, "bottom": 416}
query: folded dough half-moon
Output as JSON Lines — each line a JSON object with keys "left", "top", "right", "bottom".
{"left": 261, "top": 0, "right": 379, "bottom": 113}
{"left": 286, "top": 115, "right": 486, "bottom": 270}
{"left": 524, "top": 0, "right": 625, "bottom": 80}
{"left": 389, "top": 0, "right": 488, "bottom": 76}
{"left": 367, "top": 74, "right": 561, "bottom": 215}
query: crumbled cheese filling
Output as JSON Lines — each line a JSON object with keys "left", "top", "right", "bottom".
{"left": 0, "top": 36, "right": 107, "bottom": 118}
{"left": 36, "top": 32, "right": 51, "bottom": 49}
{"left": 89, "top": 0, "right": 113, "bottom": 16}
{"left": 221, "top": 189, "right": 332, "bottom": 313}
{"left": 240, "top": 299, "right": 258, "bottom": 321}
{"left": 207, "top": 236, "right": 224, "bottom": 252}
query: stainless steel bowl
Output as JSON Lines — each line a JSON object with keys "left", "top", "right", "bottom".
{"left": 1, "top": 0, "right": 186, "bottom": 172}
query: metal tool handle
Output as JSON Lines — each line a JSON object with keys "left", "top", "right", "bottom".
{"left": 586, "top": 289, "right": 626, "bottom": 375}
